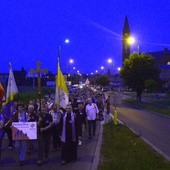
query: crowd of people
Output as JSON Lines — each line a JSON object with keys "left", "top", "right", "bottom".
{"left": 0, "top": 87, "right": 110, "bottom": 167}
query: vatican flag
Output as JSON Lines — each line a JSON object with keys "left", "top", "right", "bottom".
{"left": 55, "top": 62, "right": 69, "bottom": 109}
{"left": 6, "top": 64, "right": 18, "bottom": 103}
{"left": 4, "top": 63, "right": 18, "bottom": 119}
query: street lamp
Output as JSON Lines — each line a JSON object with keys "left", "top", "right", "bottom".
{"left": 127, "top": 36, "right": 140, "bottom": 54}
{"left": 58, "top": 39, "right": 70, "bottom": 61}
{"left": 101, "top": 66, "right": 104, "bottom": 70}
{"left": 117, "top": 67, "right": 121, "bottom": 72}
{"left": 107, "top": 58, "right": 115, "bottom": 75}
{"left": 65, "top": 39, "right": 70, "bottom": 44}
{"left": 127, "top": 36, "right": 135, "bottom": 45}
{"left": 69, "top": 59, "right": 74, "bottom": 64}
{"left": 107, "top": 58, "right": 113, "bottom": 64}
{"left": 100, "top": 66, "right": 104, "bottom": 74}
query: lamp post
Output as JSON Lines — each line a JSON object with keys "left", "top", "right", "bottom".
{"left": 69, "top": 59, "right": 74, "bottom": 64}
{"left": 68, "top": 58, "right": 74, "bottom": 75}
{"left": 57, "top": 39, "right": 70, "bottom": 106}
{"left": 107, "top": 58, "right": 114, "bottom": 75}
{"left": 127, "top": 36, "right": 140, "bottom": 54}
{"left": 117, "top": 67, "right": 121, "bottom": 72}
{"left": 58, "top": 39, "right": 70, "bottom": 62}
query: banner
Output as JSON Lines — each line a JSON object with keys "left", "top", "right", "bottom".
{"left": 55, "top": 61, "right": 69, "bottom": 109}
{"left": 12, "top": 122, "right": 37, "bottom": 140}
{"left": 3, "top": 64, "right": 18, "bottom": 120}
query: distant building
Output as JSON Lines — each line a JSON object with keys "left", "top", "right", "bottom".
{"left": 148, "top": 48, "right": 170, "bottom": 88}
{"left": 122, "top": 15, "right": 131, "bottom": 66}
{"left": 0, "top": 73, "right": 8, "bottom": 89}
{"left": 148, "top": 48, "right": 170, "bottom": 66}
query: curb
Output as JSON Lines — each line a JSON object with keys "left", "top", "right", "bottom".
{"left": 90, "top": 123, "right": 103, "bottom": 170}
{"left": 123, "top": 102, "right": 170, "bottom": 119}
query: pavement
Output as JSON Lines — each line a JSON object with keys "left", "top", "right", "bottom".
{"left": 0, "top": 114, "right": 112, "bottom": 170}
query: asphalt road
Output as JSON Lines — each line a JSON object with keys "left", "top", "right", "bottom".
{"left": 113, "top": 103, "right": 170, "bottom": 161}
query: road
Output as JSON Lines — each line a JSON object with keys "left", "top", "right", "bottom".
{"left": 112, "top": 102, "right": 170, "bottom": 161}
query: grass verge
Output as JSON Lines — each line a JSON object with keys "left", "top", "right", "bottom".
{"left": 124, "top": 99, "right": 170, "bottom": 116}
{"left": 98, "top": 123, "right": 170, "bottom": 170}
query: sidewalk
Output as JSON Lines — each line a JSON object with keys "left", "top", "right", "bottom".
{"left": 0, "top": 120, "right": 105, "bottom": 170}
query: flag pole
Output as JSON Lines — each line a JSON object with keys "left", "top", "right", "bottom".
{"left": 57, "top": 45, "right": 61, "bottom": 109}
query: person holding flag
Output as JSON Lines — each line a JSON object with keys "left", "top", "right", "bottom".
{"left": 60, "top": 104, "right": 78, "bottom": 165}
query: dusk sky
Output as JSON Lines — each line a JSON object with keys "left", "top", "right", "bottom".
{"left": 1, "top": 1, "right": 170, "bottom": 74}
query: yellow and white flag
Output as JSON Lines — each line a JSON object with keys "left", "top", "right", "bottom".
{"left": 6, "top": 64, "right": 18, "bottom": 103}
{"left": 3, "top": 64, "right": 18, "bottom": 120}
{"left": 55, "top": 62, "right": 69, "bottom": 109}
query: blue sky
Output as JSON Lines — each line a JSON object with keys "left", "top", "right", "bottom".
{"left": 0, "top": 1, "right": 170, "bottom": 74}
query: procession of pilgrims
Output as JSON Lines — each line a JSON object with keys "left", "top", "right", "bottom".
{"left": 0, "top": 87, "right": 107, "bottom": 166}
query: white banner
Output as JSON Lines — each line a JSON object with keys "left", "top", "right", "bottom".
{"left": 12, "top": 122, "right": 37, "bottom": 140}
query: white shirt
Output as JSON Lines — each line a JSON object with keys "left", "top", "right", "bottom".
{"left": 49, "top": 110, "right": 61, "bottom": 124}
{"left": 85, "top": 103, "right": 99, "bottom": 120}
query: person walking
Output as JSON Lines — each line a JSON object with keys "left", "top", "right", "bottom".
{"left": 75, "top": 102, "right": 86, "bottom": 146}
{"left": 105, "top": 95, "right": 111, "bottom": 114}
{"left": 60, "top": 104, "right": 78, "bottom": 165}
{"left": 49, "top": 103, "right": 62, "bottom": 152}
{"left": 37, "top": 106, "right": 53, "bottom": 166}
{"left": 13, "top": 103, "right": 29, "bottom": 166}
{"left": 27, "top": 104, "right": 37, "bottom": 155}
{"left": 85, "top": 98, "right": 99, "bottom": 139}
{"left": 3, "top": 102, "right": 14, "bottom": 150}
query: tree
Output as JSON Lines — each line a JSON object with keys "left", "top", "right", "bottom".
{"left": 95, "top": 75, "right": 110, "bottom": 87}
{"left": 120, "top": 53, "right": 160, "bottom": 101}
{"left": 14, "top": 67, "right": 27, "bottom": 85}
{"left": 145, "top": 79, "right": 157, "bottom": 93}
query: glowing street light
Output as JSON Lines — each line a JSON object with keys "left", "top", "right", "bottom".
{"left": 100, "top": 66, "right": 104, "bottom": 74}
{"left": 127, "top": 36, "right": 135, "bottom": 45}
{"left": 127, "top": 36, "right": 140, "bottom": 54}
{"left": 65, "top": 39, "right": 70, "bottom": 44}
{"left": 118, "top": 67, "right": 121, "bottom": 72}
{"left": 107, "top": 58, "right": 115, "bottom": 75}
{"left": 107, "top": 58, "right": 113, "bottom": 64}
{"left": 69, "top": 59, "right": 74, "bottom": 64}
{"left": 101, "top": 66, "right": 104, "bottom": 70}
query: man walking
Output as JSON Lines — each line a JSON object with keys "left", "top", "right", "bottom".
{"left": 85, "top": 98, "right": 99, "bottom": 139}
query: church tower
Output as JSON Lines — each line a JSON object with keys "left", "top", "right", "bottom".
{"left": 122, "top": 16, "right": 130, "bottom": 66}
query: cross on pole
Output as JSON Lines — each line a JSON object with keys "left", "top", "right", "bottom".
{"left": 30, "top": 61, "right": 48, "bottom": 111}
